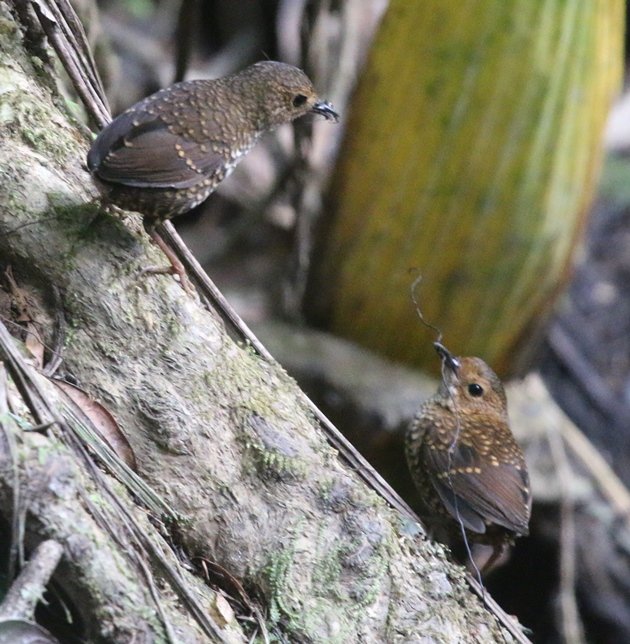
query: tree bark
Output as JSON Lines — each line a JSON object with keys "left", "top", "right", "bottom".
{"left": 0, "top": 3, "right": 521, "bottom": 641}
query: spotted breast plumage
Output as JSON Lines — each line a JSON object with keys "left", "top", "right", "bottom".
{"left": 405, "top": 343, "right": 531, "bottom": 572}
{"left": 87, "top": 61, "right": 338, "bottom": 232}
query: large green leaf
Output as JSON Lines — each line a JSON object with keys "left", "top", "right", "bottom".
{"left": 306, "top": 0, "right": 623, "bottom": 376}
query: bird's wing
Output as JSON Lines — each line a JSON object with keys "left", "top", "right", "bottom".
{"left": 422, "top": 438, "right": 531, "bottom": 535}
{"left": 87, "top": 110, "right": 227, "bottom": 189}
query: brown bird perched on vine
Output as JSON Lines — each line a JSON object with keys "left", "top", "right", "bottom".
{"left": 87, "top": 61, "right": 338, "bottom": 231}
{"left": 405, "top": 342, "right": 531, "bottom": 573}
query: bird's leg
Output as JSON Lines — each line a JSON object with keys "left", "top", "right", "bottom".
{"left": 139, "top": 222, "right": 196, "bottom": 295}
{"left": 478, "top": 542, "right": 508, "bottom": 576}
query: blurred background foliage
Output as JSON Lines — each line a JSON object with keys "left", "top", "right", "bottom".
{"left": 80, "top": 1, "right": 630, "bottom": 642}
{"left": 305, "top": 0, "right": 623, "bottom": 378}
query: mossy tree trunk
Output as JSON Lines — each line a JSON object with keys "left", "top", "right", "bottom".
{"left": 0, "top": 3, "right": 521, "bottom": 642}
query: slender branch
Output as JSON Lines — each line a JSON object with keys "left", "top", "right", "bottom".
{"left": 0, "top": 539, "right": 63, "bottom": 621}
{"left": 547, "top": 425, "right": 586, "bottom": 644}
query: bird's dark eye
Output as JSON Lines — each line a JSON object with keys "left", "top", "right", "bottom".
{"left": 468, "top": 383, "right": 484, "bottom": 397}
{"left": 292, "top": 94, "right": 308, "bottom": 107}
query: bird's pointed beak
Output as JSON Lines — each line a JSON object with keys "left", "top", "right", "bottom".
{"left": 434, "top": 342, "right": 460, "bottom": 373}
{"left": 311, "top": 100, "right": 339, "bottom": 122}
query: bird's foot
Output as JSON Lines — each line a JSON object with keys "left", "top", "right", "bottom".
{"left": 140, "top": 229, "right": 196, "bottom": 295}
{"left": 137, "top": 263, "right": 194, "bottom": 295}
